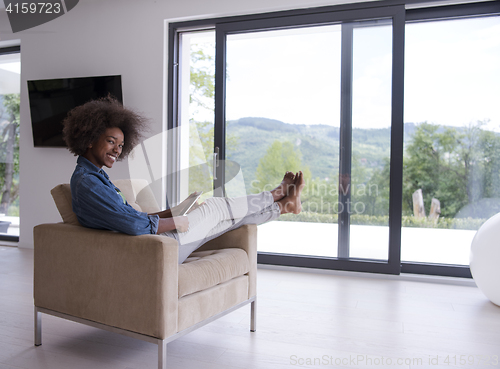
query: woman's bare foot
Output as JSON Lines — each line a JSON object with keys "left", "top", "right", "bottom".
{"left": 278, "top": 171, "right": 305, "bottom": 214}
{"left": 271, "top": 171, "right": 295, "bottom": 202}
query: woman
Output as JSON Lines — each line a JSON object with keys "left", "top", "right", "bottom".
{"left": 63, "top": 96, "right": 304, "bottom": 263}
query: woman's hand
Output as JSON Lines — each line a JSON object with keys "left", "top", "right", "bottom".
{"left": 171, "top": 192, "right": 203, "bottom": 216}
{"left": 186, "top": 200, "right": 205, "bottom": 214}
{"left": 172, "top": 216, "right": 189, "bottom": 233}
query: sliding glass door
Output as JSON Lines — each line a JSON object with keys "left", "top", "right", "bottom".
{"left": 402, "top": 15, "right": 500, "bottom": 268}
{"left": 213, "top": 7, "right": 404, "bottom": 273}
{"left": 224, "top": 25, "right": 342, "bottom": 258}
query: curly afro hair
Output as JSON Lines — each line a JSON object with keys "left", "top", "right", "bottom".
{"left": 62, "top": 96, "right": 149, "bottom": 160}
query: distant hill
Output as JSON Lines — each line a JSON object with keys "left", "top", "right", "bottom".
{"left": 226, "top": 117, "right": 415, "bottom": 183}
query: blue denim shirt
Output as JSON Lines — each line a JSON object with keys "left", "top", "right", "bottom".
{"left": 70, "top": 156, "right": 159, "bottom": 235}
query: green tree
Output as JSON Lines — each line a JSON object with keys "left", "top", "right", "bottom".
{"left": 187, "top": 41, "right": 215, "bottom": 194}
{"left": 403, "top": 121, "right": 500, "bottom": 218}
{"left": 252, "top": 140, "right": 321, "bottom": 211}
{"left": 189, "top": 41, "right": 215, "bottom": 160}
{"left": 0, "top": 94, "right": 20, "bottom": 215}
{"left": 190, "top": 44, "right": 214, "bottom": 113}
{"left": 253, "top": 140, "right": 302, "bottom": 192}
{"left": 403, "top": 122, "right": 464, "bottom": 217}
{"left": 353, "top": 159, "right": 390, "bottom": 217}
{"left": 479, "top": 127, "right": 500, "bottom": 199}
{"left": 450, "top": 121, "right": 500, "bottom": 218}
{"left": 187, "top": 42, "right": 238, "bottom": 195}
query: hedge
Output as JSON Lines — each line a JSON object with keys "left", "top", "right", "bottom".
{"left": 278, "top": 212, "right": 486, "bottom": 230}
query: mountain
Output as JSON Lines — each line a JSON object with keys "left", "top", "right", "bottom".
{"left": 226, "top": 117, "right": 409, "bottom": 182}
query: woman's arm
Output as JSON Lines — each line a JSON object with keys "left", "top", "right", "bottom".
{"left": 73, "top": 173, "right": 162, "bottom": 236}
{"left": 156, "top": 216, "right": 189, "bottom": 234}
{"left": 150, "top": 209, "right": 173, "bottom": 218}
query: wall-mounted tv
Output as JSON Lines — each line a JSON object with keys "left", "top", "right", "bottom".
{"left": 27, "top": 75, "right": 123, "bottom": 147}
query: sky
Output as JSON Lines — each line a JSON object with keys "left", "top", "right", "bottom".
{"left": 226, "top": 25, "right": 344, "bottom": 127}
{"left": 190, "top": 15, "right": 500, "bottom": 132}
{"left": 0, "top": 53, "right": 21, "bottom": 95}
{"left": 404, "top": 16, "right": 500, "bottom": 131}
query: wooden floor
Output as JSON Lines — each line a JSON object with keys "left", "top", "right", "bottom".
{"left": 1, "top": 245, "right": 499, "bottom": 369}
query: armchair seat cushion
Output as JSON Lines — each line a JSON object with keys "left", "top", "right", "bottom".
{"left": 178, "top": 248, "right": 249, "bottom": 298}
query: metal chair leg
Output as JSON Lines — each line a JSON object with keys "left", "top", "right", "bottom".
{"left": 34, "top": 308, "right": 42, "bottom": 346}
{"left": 158, "top": 339, "right": 167, "bottom": 369}
{"left": 250, "top": 299, "right": 256, "bottom": 332}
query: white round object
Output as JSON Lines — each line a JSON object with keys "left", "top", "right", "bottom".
{"left": 470, "top": 212, "right": 500, "bottom": 306}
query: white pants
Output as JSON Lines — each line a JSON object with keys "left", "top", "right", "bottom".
{"left": 162, "top": 191, "right": 280, "bottom": 263}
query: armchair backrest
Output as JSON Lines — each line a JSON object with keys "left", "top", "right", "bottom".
{"left": 51, "top": 179, "right": 161, "bottom": 224}
{"left": 51, "top": 184, "right": 80, "bottom": 225}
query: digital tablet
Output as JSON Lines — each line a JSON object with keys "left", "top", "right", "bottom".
{"left": 177, "top": 191, "right": 203, "bottom": 216}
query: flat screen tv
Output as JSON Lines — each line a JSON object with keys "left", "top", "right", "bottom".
{"left": 27, "top": 75, "right": 123, "bottom": 147}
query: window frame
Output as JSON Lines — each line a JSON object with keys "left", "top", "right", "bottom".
{"left": 0, "top": 45, "right": 21, "bottom": 243}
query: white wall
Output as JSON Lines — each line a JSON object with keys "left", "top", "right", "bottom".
{"left": 0, "top": 0, "right": 364, "bottom": 248}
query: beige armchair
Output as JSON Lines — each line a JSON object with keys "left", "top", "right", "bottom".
{"left": 33, "top": 179, "right": 257, "bottom": 369}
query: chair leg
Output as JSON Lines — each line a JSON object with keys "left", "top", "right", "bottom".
{"left": 34, "top": 308, "right": 42, "bottom": 346}
{"left": 158, "top": 339, "right": 167, "bottom": 369}
{"left": 250, "top": 299, "right": 256, "bottom": 332}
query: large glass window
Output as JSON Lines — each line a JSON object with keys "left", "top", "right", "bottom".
{"left": 0, "top": 48, "right": 20, "bottom": 241}
{"left": 219, "top": 6, "right": 403, "bottom": 275}
{"left": 225, "top": 25, "right": 342, "bottom": 258}
{"left": 170, "top": 1, "right": 499, "bottom": 277}
{"left": 403, "top": 16, "right": 500, "bottom": 266}
{"left": 224, "top": 20, "right": 395, "bottom": 261}
{"left": 173, "top": 7, "right": 404, "bottom": 274}
{"left": 178, "top": 31, "right": 216, "bottom": 203}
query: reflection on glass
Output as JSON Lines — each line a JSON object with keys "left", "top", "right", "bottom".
{"left": 0, "top": 51, "right": 20, "bottom": 238}
{"left": 179, "top": 31, "right": 215, "bottom": 202}
{"left": 226, "top": 25, "right": 342, "bottom": 257}
{"left": 403, "top": 17, "right": 500, "bottom": 265}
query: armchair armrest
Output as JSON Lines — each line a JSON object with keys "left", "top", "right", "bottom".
{"left": 196, "top": 224, "right": 257, "bottom": 298}
{"left": 197, "top": 224, "right": 257, "bottom": 253}
{"left": 34, "top": 223, "right": 179, "bottom": 339}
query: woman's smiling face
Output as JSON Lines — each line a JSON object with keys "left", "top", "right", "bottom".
{"left": 84, "top": 127, "right": 124, "bottom": 169}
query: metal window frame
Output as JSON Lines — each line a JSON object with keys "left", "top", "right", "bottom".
{"left": 218, "top": 5, "right": 405, "bottom": 275}
{"left": 0, "top": 45, "right": 21, "bottom": 243}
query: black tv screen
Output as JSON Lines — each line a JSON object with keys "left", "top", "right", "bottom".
{"left": 27, "top": 75, "right": 123, "bottom": 147}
